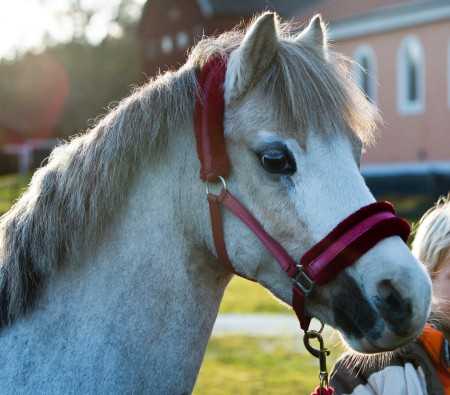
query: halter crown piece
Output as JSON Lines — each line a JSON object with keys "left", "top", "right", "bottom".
{"left": 193, "top": 54, "right": 411, "bottom": 331}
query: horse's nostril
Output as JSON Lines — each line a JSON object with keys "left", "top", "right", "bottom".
{"left": 373, "top": 279, "right": 413, "bottom": 336}
{"left": 377, "top": 279, "right": 395, "bottom": 299}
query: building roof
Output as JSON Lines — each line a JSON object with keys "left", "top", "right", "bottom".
{"left": 293, "top": 0, "right": 450, "bottom": 40}
{"left": 195, "top": 0, "right": 322, "bottom": 18}
{"left": 332, "top": 0, "right": 450, "bottom": 40}
{"left": 138, "top": 0, "right": 315, "bottom": 28}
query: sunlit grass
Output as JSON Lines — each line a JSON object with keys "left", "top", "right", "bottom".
{"left": 195, "top": 335, "right": 345, "bottom": 394}
{"left": 0, "top": 173, "right": 29, "bottom": 214}
{"left": 219, "top": 276, "right": 290, "bottom": 314}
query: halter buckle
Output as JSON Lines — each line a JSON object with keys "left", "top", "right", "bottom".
{"left": 292, "top": 264, "right": 314, "bottom": 295}
{"left": 206, "top": 175, "right": 227, "bottom": 195}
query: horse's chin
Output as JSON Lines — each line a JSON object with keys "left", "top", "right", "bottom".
{"left": 340, "top": 331, "right": 419, "bottom": 354}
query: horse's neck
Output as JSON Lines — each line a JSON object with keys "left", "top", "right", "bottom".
{"left": 61, "top": 128, "right": 229, "bottom": 391}
{"left": 3, "top": 125, "right": 231, "bottom": 393}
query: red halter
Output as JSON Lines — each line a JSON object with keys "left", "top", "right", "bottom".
{"left": 193, "top": 54, "right": 410, "bottom": 331}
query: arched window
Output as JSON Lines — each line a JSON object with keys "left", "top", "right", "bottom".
{"left": 397, "top": 36, "right": 425, "bottom": 115}
{"left": 161, "top": 35, "right": 173, "bottom": 54}
{"left": 353, "top": 44, "right": 378, "bottom": 103}
{"left": 176, "top": 31, "right": 189, "bottom": 51}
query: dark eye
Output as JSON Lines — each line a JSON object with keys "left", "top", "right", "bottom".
{"left": 260, "top": 150, "right": 295, "bottom": 173}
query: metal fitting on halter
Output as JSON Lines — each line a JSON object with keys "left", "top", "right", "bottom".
{"left": 205, "top": 175, "right": 227, "bottom": 195}
{"left": 292, "top": 264, "right": 314, "bottom": 295}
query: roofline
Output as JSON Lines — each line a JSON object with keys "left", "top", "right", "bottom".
{"left": 329, "top": 1, "right": 450, "bottom": 41}
{"left": 361, "top": 160, "right": 450, "bottom": 177}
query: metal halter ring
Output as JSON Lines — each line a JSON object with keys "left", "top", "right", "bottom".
{"left": 206, "top": 175, "right": 227, "bottom": 195}
{"left": 311, "top": 319, "right": 325, "bottom": 335}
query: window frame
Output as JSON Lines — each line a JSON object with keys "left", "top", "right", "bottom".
{"left": 353, "top": 44, "right": 378, "bottom": 103}
{"left": 397, "top": 35, "right": 425, "bottom": 115}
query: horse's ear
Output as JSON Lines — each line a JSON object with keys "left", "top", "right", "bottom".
{"left": 296, "top": 15, "right": 327, "bottom": 51}
{"left": 225, "top": 12, "right": 278, "bottom": 102}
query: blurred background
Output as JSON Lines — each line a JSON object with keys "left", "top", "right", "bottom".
{"left": 0, "top": 0, "right": 449, "bottom": 392}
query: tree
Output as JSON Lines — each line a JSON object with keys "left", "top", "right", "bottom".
{"left": 49, "top": 21, "right": 145, "bottom": 137}
{"left": 0, "top": 0, "right": 146, "bottom": 141}
{"left": 38, "top": 0, "right": 146, "bottom": 47}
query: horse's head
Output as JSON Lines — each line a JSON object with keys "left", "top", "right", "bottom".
{"left": 200, "top": 13, "right": 432, "bottom": 353}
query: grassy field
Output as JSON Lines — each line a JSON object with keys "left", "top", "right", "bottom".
{"left": 0, "top": 173, "right": 29, "bottom": 214}
{"left": 195, "top": 334, "right": 345, "bottom": 394}
{"left": 219, "top": 276, "right": 289, "bottom": 314}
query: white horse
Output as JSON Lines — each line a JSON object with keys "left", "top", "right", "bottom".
{"left": 0, "top": 13, "right": 431, "bottom": 394}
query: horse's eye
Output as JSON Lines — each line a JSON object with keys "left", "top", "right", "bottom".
{"left": 261, "top": 150, "right": 291, "bottom": 173}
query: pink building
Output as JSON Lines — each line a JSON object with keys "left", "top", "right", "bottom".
{"left": 294, "top": 0, "right": 450, "bottom": 169}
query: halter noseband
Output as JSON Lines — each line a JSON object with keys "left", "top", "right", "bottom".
{"left": 193, "top": 54, "right": 410, "bottom": 331}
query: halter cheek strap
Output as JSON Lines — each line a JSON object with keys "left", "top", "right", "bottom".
{"left": 193, "top": 54, "right": 411, "bottom": 331}
{"left": 207, "top": 186, "right": 410, "bottom": 329}
{"left": 207, "top": 186, "right": 296, "bottom": 281}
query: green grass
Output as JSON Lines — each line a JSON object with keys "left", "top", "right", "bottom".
{"left": 0, "top": 173, "right": 29, "bottom": 214}
{"left": 219, "top": 276, "right": 290, "bottom": 314}
{"left": 195, "top": 335, "right": 345, "bottom": 394}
